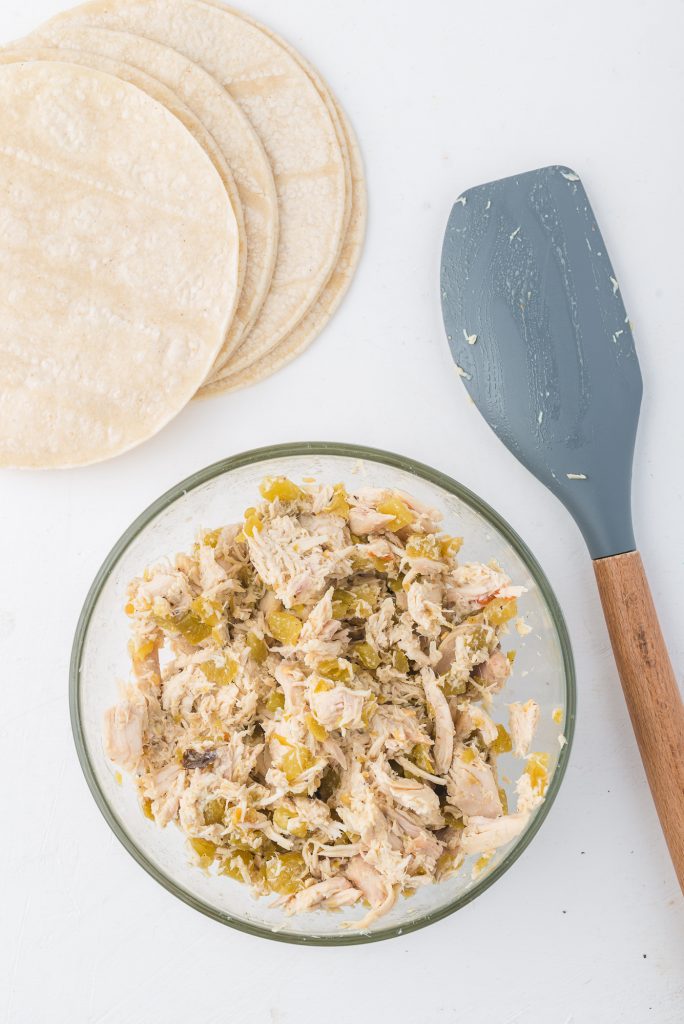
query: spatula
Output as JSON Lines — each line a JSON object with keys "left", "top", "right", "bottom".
{"left": 441, "top": 165, "right": 684, "bottom": 889}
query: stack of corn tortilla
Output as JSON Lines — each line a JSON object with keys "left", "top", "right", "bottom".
{"left": 0, "top": 0, "right": 365, "bottom": 467}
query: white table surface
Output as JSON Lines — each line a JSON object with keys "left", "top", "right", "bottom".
{"left": 1, "top": 0, "right": 683, "bottom": 1020}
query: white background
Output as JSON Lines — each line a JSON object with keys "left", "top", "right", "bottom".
{"left": 1, "top": 0, "right": 683, "bottom": 1021}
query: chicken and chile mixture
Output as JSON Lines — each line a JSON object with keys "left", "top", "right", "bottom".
{"left": 104, "top": 477, "right": 548, "bottom": 927}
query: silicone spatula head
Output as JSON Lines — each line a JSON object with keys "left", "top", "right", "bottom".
{"left": 440, "top": 165, "right": 643, "bottom": 559}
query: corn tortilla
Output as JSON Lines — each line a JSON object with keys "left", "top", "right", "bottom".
{"left": 0, "top": 61, "right": 239, "bottom": 467}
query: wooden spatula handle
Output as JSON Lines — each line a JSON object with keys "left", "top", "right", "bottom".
{"left": 593, "top": 550, "right": 684, "bottom": 890}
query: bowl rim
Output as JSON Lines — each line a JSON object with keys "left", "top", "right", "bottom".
{"left": 70, "top": 441, "right": 576, "bottom": 946}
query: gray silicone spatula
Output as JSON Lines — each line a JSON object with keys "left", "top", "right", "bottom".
{"left": 441, "top": 165, "right": 684, "bottom": 889}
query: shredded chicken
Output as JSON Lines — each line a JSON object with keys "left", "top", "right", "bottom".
{"left": 103, "top": 476, "right": 549, "bottom": 927}
{"left": 422, "top": 668, "right": 454, "bottom": 774}
{"left": 474, "top": 649, "right": 512, "bottom": 692}
{"left": 103, "top": 692, "right": 146, "bottom": 771}
{"left": 460, "top": 812, "right": 530, "bottom": 854}
{"left": 508, "top": 699, "right": 540, "bottom": 758}
{"left": 447, "top": 744, "right": 503, "bottom": 818}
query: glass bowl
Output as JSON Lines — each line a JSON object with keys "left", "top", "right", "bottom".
{"left": 71, "top": 442, "right": 575, "bottom": 944}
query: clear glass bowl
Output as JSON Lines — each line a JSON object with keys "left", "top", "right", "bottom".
{"left": 71, "top": 442, "right": 575, "bottom": 944}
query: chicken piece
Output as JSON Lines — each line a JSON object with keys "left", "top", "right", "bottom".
{"left": 445, "top": 563, "right": 523, "bottom": 616}
{"left": 299, "top": 588, "right": 337, "bottom": 643}
{"left": 515, "top": 772, "right": 542, "bottom": 813}
{"left": 284, "top": 876, "right": 353, "bottom": 914}
{"left": 346, "top": 884, "right": 398, "bottom": 930}
{"left": 259, "top": 590, "right": 280, "bottom": 616}
{"left": 178, "top": 770, "right": 221, "bottom": 835}
{"left": 348, "top": 505, "right": 395, "bottom": 535}
{"left": 317, "top": 842, "right": 362, "bottom": 859}
{"left": 406, "top": 580, "right": 447, "bottom": 638}
{"left": 403, "top": 557, "right": 446, "bottom": 587}
{"left": 346, "top": 856, "right": 390, "bottom": 905}
{"left": 291, "top": 795, "right": 336, "bottom": 835}
{"left": 215, "top": 677, "right": 259, "bottom": 731}
{"left": 447, "top": 745, "right": 502, "bottom": 818}
{"left": 248, "top": 515, "right": 350, "bottom": 607}
{"left": 366, "top": 704, "right": 430, "bottom": 759}
{"left": 460, "top": 812, "right": 530, "bottom": 854}
{"left": 337, "top": 802, "right": 389, "bottom": 852}
{"left": 454, "top": 702, "right": 498, "bottom": 746}
{"left": 130, "top": 642, "right": 161, "bottom": 692}
{"left": 323, "top": 886, "right": 363, "bottom": 910}
{"left": 301, "top": 637, "right": 348, "bottom": 664}
{"left": 388, "top": 778, "right": 443, "bottom": 827}
{"left": 103, "top": 695, "right": 146, "bottom": 771}
{"left": 197, "top": 543, "right": 227, "bottom": 594}
{"left": 435, "top": 619, "right": 495, "bottom": 677}
{"left": 213, "top": 522, "right": 243, "bottom": 553}
{"left": 273, "top": 661, "right": 307, "bottom": 714}
{"left": 356, "top": 537, "right": 396, "bottom": 570}
{"left": 473, "top": 649, "right": 511, "bottom": 692}
{"left": 508, "top": 699, "right": 540, "bottom": 758}
{"left": 175, "top": 551, "right": 199, "bottom": 583}
{"left": 336, "top": 762, "right": 392, "bottom": 847}
{"left": 265, "top": 709, "right": 307, "bottom": 761}
{"left": 421, "top": 668, "right": 454, "bottom": 773}
{"left": 216, "top": 730, "right": 264, "bottom": 786}
{"left": 132, "top": 568, "right": 193, "bottom": 617}
{"left": 365, "top": 597, "right": 396, "bottom": 651}
{"left": 161, "top": 663, "right": 209, "bottom": 721}
{"left": 298, "top": 513, "right": 349, "bottom": 549}
{"left": 390, "top": 614, "right": 437, "bottom": 668}
{"left": 298, "top": 588, "right": 346, "bottom": 662}
{"left": 310, "top": 684, "right": 367, "bottom": 730}
{"left": 310, "top": 484, "right": 335, "bottom": 513}
{"left": 394, "top": 489, "right": 443, "bottom": 532}
{"left": 514, "top": 754, "right": 549, "bottom": 813}
{"left": 321, "top": 736, "right": 348, "bottom": 770}
{"left": 375, "top": 771, "right": 444, "bottom": 828}
{"left": 395, "top": 757, "right": 445, "bottom": 787}
{"left": 143, "top": 764, "right": 185, "bottom": 828}
{"left": 390, "top": 808, "right": 443, "bottom": 865}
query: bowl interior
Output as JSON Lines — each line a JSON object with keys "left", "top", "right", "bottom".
{"left": 72, "top": 444, "right": 575, "bottom": 944}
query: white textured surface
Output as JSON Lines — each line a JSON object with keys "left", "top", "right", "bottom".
{"left": 1, "top": 0, "right": 683, "bottom": 1020}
